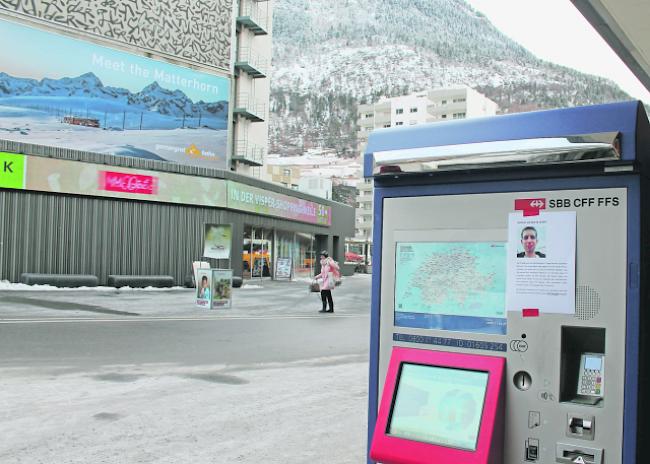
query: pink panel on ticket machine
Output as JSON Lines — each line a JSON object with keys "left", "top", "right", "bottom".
{"left": 370, "top": 347, "right": 505, "bottom": 464}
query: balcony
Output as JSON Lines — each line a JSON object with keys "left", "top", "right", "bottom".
{"left": 236, "top": 2, "right": 269, "bottom": 35}
{"left": 235, "top": 47, "right": 268, "bottom": 78}
{"left": 233, "top": 93, "right": 266, "bottom": 122}
{"left": 232, "top": 140, "right": 265, "bottom": 166}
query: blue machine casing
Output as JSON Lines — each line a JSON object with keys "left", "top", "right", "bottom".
{"left": 365, "top": 101, "right": 650, "bottom": 464}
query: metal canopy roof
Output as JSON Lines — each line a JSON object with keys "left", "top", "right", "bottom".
{"left": 571, "top": 0, "right": 650, "bottom": 91}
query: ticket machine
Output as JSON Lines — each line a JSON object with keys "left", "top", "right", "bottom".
{"left": 366, "top": 101, "right": 650, "bottom": 464}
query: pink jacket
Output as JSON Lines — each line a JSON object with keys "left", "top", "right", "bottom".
{"left": 317, "top": 258, "right": 340, "bottom": 291}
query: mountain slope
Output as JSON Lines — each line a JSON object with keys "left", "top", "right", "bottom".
{"left": 269, "top": 0, "right": 631, "bottom": 155}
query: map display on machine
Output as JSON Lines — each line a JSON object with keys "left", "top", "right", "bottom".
{"left": 394, "top": 242, "right": 507, "bottom": 333}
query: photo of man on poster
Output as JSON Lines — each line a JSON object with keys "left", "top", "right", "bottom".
{"left": 516, "top": 226, "right": 546, "bottom": 258}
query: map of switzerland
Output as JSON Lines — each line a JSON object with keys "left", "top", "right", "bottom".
{"left": 395, "top": 242, "right": 506, "bottom": 319}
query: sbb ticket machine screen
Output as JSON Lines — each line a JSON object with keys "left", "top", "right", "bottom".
{"left": 370, "top": 347, "right": 505, "bottom": 464}
{"left": 388, "top": 364, "right": 488, "bottom": 450}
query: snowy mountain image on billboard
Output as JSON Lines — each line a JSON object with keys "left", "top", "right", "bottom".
{"left": 0, "top": 18, "right": 230, "bottom": 168}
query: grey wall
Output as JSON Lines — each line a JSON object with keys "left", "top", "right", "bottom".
{"left": 0, "top": 0, "right": 233, "bottom": 71}
{"left": 0, "top": 188, "right": 353, "bottom": 285}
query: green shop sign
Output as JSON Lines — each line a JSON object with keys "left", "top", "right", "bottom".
{"left": 227, "top": 181, "right": 331, "bottom": 226}
{"left": 0, "top": 152, "right": 25, "bottom": 189}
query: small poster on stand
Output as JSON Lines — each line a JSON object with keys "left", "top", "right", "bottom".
{"left": 211, "top": 269, "right": 233, "bottom": 309}
{"left": 196, "top": 268, "right": 212, "bottom": 308}
{"left": 275, "top": 257, "right": 292, "bottom": 280}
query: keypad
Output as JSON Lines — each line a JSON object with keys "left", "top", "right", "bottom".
{"left": 580, "top": 369, "right": 602, "bottom": 395}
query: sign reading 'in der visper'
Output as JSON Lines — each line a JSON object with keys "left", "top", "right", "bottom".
{"left": 0, "top": 18, "right": 230, "bottom": 169}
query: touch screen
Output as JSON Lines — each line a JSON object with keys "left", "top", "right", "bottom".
{"left": 394, "top": 242, "right": 507, "bottom": 334}
{"left": 388, "top": 363, "right": 489, "bottom": 450}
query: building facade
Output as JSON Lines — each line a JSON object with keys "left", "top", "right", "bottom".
{"left": 0, "top": 1, "right": 354, "bottom": 284}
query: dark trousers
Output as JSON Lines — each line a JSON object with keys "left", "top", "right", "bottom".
{"left": 320, "top": 290, "right": 334, "bottom": 311}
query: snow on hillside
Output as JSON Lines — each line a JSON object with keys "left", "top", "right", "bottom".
{"left": 269, "top": 0, "right": 632, "bottom": 156}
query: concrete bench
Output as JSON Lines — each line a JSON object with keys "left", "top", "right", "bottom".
{"left": 20, "top": 273, "right": 99, "bottom": 287}
{"left": 107, "top": 275, "right": 175, "bottom": 288}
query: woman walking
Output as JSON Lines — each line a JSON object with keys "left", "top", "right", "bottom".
{"left": 316, "top": 250, "right": 339, "bottom": 313}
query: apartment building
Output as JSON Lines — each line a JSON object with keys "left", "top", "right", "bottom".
{"left": 354, "top": 87, "right": 498, "bottom": 243}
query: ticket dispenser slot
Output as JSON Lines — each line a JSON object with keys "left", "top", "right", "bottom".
{"left": 559, "top": 327, "right": 605, "bottom": 406}
{"left": 556, "top": 443, "right": 603, "bottom": 464}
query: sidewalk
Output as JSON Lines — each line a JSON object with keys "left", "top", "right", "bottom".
{"left": 0, "top": 273, "right": 372, "bottom": 320}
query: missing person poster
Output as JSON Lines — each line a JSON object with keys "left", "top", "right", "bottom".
{"left": 506, "top": 211, "right": 576, "bottom": 314}
{"left": 211, "top": 269, "right": 233, "bottom": 309}
{"left": 196, "top": 268, "right": 212, "bottom": 308}
{"left": 203, "top": 224, "right": 232, "bottom": 260}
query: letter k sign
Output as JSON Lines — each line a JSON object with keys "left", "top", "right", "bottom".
{"left": 0, "top": 152, "right": 25, "bottom": 189}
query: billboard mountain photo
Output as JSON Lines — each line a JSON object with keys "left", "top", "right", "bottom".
{"left": 0, "top": 16, "right": 231, "bottom": 168}
{"left": 0, "top": 71, "right": 228, "bottom": 130}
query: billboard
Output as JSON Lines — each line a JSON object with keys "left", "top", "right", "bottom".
{"left": 0, "top": 18, "right": 230, "bottom": 169}
{"left": 2, "top": 152, "right": 333, "bottom": 226}
{"left": 24, "top": 155, "right": 227, "bottom": 207}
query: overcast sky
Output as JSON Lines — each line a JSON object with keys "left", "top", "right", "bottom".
{"left": 466, "top": 0, "right": 650, "bottom": 103}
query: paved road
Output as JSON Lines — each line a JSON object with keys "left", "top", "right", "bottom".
{"left": 0, "top": 275, "right": 372, "bottom": 463}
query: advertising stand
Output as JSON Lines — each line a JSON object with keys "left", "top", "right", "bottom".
{"left": 195, "top": 268, "right": 233, "bottom": 309}
{"left": 366, "top": 101, "right": 650, "bottom": 464}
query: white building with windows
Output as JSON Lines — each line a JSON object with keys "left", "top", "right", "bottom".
{"left": 231, "top": 0, "right": 274, "bottom": 177}
{"left": 354, "top": 86, "right": 498, "bottom": 245}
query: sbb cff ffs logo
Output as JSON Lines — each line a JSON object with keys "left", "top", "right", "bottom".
{"left": 529, "top": 200, "right": 544, "bottom": 208}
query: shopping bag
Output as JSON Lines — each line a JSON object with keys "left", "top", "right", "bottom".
{"left": 309, "top": 280, "right": 320, "bottom": 292}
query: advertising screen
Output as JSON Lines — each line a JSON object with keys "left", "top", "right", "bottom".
{"left": 388, "top": 364, "right": 489, "bottom": 450}
{"left": 0, "top": 18, "right": 230, "bottom": 168}
{"left": 394, "top": 242, "right": 507, "bottom": 334}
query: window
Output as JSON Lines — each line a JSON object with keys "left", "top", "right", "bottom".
{"left": 441, "top": 114, "right": 447, "bottom": 119}
{"left": 283, "top": 168, "right": 291, "bottom": 176}
{"left": 395, "top": 108, "right": 404, "bottom": 114}
{"left": 453, "top": 112, "right": 466, "bottom": 119}
{"left": 364, "top": 178, "right": 372, "bottom": 184}
{"left": 395, "top": 121, "right": 404, "bottom": 126}
{"left": 441, "top": 100, "right": 447, "bottom": 104}
{"left": 365, "top": 113, "right": 373, "bottom": 118}
{"left": 364, "top": 203, "right": 372, "bottom": 210}
{"left": 453, "top": 97, "right": 466, "bottom": 103}
{"left": 409, "top": 107, "right": 418, "bottom": 113}
{"left": 383, "top": 124, "right": 391, "bottom": 128}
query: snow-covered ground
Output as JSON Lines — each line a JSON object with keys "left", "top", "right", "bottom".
{"left": 0, "top": 276, "right": 372, "bottom": 463}
{"left": 0, "top": 357, "right": 368, "bottom": 463}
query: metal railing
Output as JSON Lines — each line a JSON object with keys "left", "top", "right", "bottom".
{"left": 234, "top": 140, "right": 265, "bottom": 165}
{"left": 236, "top": 47, "right": 268, "bottom": 76}
{"left": 235, "top": 93, "right": 267, "bottom": 120}
{"left": 239, "top": 1, "right": 269, "bottom": 31}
